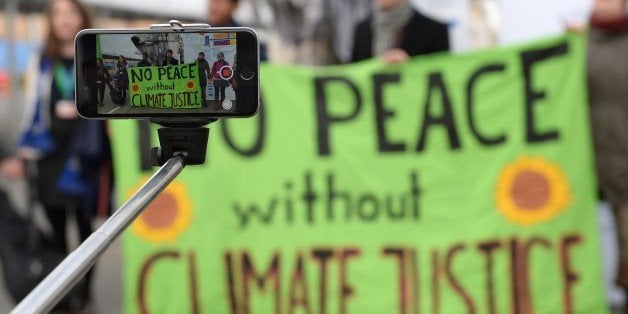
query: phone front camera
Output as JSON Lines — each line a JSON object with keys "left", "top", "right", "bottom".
{"left": 240, "top": 65, "right": 255, "bottom": 81}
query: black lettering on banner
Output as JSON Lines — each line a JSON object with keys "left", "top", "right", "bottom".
{"left": 326, "top": 173, "right": 351, "bottom": 222}
{"left": 416, "top": 72, "right": 461, "bottom": 152}
{"left": 315, "top": 76, "right": 363, "bottom": 156}
{"left": 357, "top": 194, "right": 379, "bottom": 221}
{"left": 410, "top": 171, "right": 420, "bottom": 221}
{"left": 157, "top": 67, "right": 167, "bottom": 80}
{"left": 285, "top": 182, "right": 295, "bottom": 223}
{"left": 232, "top": 171, "right": 421, "bottom": 229}
{"left": 131, "top": 69, "right": 143, "bottom": 84}
{"left": 520, "top": 42, "right": 568, "bottom": 143}
{"left": 373, "top": 73, "right": 406, "bottom": 152}
{"left": 232, "top": 198, "right": 277, "bottom": 229}
{"left": 466, "top": 64, "right": 508, "bottom": 146}
{"left": 303, "top": 171, "right": 318, "bottom": 223}
{"left": 385, "top": 196, "right": 407, "bottom": 220}
{"left": 220, "top": 96, "right": 266, "bottom": 156}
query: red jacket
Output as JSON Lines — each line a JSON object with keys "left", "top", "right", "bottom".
{"left": 211, "top": 59, "right": 230, "bottom": 80}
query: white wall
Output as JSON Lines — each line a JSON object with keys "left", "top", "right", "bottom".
{"left": 499, "top": 0, "right": 592, "bottom": 45}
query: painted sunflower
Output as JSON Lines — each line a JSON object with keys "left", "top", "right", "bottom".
{"left": 130, "top": 179, "right": 193, "bottom": 243}
{"left": 495, "top": 156, "right": 571, "bottom": 226}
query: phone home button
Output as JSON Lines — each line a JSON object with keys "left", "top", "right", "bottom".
{"left": 240, "top": 65, "right": 255, "bottom": 81}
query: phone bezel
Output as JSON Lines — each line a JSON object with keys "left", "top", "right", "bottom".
{"left": 75, "top": 27, "right": 259, "bottom": 120}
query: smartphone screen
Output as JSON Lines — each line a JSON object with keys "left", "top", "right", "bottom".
{"left": 76, "top": 28, "right": 259, "bottom": 119}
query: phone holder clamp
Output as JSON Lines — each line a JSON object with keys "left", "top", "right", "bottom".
{"left": 149, "top": 119, "right": 216, "bottom": 166}
{"left": 149, "top": 20, "right": 212, "bottom": 31}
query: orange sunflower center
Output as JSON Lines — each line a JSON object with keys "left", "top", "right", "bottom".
{"left": 187, "top": 81, "right": 195, "bottom": 89}
{"left": 510, "top": 170, "right": 549, "bottom": 210}
{"left": 140, "top": 193, "right": 178, "bottom": 229}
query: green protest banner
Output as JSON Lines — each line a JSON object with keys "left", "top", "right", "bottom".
{"left": 110, "top": 34, "right": 606, "bottom": 313}
{"left": 128, "top": 63, "right": 202, "bottom": 109}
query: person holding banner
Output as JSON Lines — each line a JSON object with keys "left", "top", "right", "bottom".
{"left": 351, "top": 0, "right": 450, "bottom": 63}
{"left": 584, "top": 0, "right": 628, "bottom": 300}
{"left": 161, "top": 49, "right": 179, "bottom": 66}
{"left": 137, "top": 52, "right": 152, "bottom": 67}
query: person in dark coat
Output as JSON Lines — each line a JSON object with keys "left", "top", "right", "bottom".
{"left": 197, "top": 52, "right": 211, "bottom": 106}
{"left": 351, "top": 0, "right": 450, "bottom": 63}
{"left": 137, "top": 53, "right": 152, "bottom": 67}
{"left": 95, "top": 57, "right": 110, "bottom": 106}
{"left": 161, "top": 49, "right": 179, "bottom": 66}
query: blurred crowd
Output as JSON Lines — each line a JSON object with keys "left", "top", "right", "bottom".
{"left": 0, "top": 0, "right": 626, "bottom": 312}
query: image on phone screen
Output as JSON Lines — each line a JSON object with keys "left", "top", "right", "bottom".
{"left": 95, "top": 32, "right": 238, "bottom": 115}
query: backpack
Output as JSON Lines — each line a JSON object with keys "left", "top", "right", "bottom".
{"left": 107, "top": 82, "right": 125, "bottom": 105}
{"left": 0, "top": 189, "right": 88, "bottom": 311}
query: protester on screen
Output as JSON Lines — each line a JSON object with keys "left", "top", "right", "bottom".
{"left": 579, "top": 0, "right": 628, "bottom": 302}
{"left": 95, "top": 57, "right": 111, "bottom": 106}
{"left": 207, "top": 0, "right": 268, "bottom": 61}
{"left": 137, "top": 52, "right": 152, "bottom": 67}
{"left": 114, "top": 55, "right": 129, "bottom": 101}
{"left": 10, "top": 0, "right": 114, "bottom": 306}
{"left": 351, "top": 0, "right": 450, "bottom": 63}
{"left": 161, "top": 49, "right": 179, "bottom": 66}
{"left": 211, "top": 52, "right": 230, "bottom": 109}
{"left": 197, "top": 52, "right": 211, "bottom": 107}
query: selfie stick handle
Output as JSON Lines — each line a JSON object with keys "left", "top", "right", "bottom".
{"left": 11, "top": 156, "right": 186, "bottom": 314}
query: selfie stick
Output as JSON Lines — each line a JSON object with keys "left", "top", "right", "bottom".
{"left": 11, "top": 20, "right": 214, "bottom": 314}
{"left": 11, "top": 156, "right": 184, "bottom": 314}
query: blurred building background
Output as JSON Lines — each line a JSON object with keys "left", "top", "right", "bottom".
{"left": 0, "top": 0, "right": 593, "bottom": 118}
